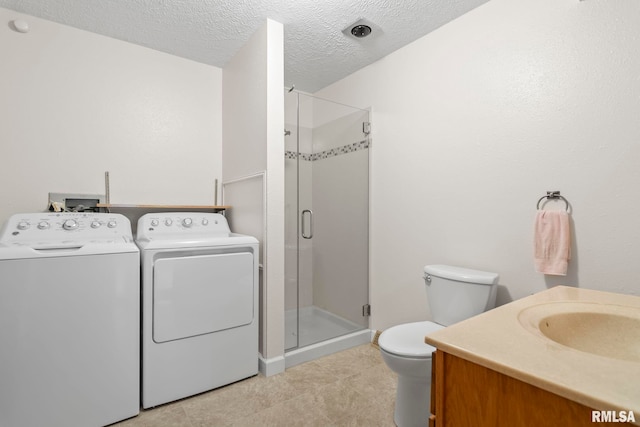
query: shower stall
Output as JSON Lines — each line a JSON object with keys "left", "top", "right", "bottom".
{"left": 284, "top": 89, "right": 371, "bottom": 367}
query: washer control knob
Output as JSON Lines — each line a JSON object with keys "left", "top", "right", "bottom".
{"left": 17, "top": 221, "right": 30, "bottom": 230}
{"left": 91, "top": 221, "right": 101, "bottom": 229}
{"left": 37, "top": 221, "right": 50, "bottom": 230}
{"left": 107, "top": 221, "right": 117, "bottom": 228}
{"left": 62, "top": 219, "right": 78, "bottom": 230}
{"left": 182, "top": 218, "right": 193, "bottom": 227}
{"left": 165, "top": 219, "right": 173, "bottom": 226}
{"left": 202, "top": 218, "right": 209, "bottom": 226}
{"left": 150, "top": 219, "right": 159, "bottom": 227}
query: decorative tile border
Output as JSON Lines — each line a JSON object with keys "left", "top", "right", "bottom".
{"left": 285, "top": 139, "right": 370, "bottom": 161}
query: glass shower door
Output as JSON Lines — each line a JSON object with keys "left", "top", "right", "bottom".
{"left": 284, "top": 90, "right": 370, "bottom": 351}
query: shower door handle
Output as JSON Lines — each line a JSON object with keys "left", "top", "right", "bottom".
{"left": 301, "top": 209, "right": 313, "bottom": 239}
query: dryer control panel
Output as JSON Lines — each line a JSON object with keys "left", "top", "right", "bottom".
{"left": 0, "top": 212, "right": 133, "bottom": 246}
{"left": 136, "top": 213, "right": 230, "bottom": 240}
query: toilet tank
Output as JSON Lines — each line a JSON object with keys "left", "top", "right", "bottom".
{"left": 424, "top": 265, "right": 499, "bottom": 326}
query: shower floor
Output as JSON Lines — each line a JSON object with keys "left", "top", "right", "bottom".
{"left": 285, "top": 305, "right": 364, "bottom": 350}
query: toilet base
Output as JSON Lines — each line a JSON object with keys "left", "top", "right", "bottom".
{"left": 379, "top": 347, "right": 432, "bottom": 427}
{"left": 394, "top": 374, "right": 431, "bottom": 427}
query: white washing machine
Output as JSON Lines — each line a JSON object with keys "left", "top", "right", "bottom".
{"left": 0, "top": 212, "right": 140, "bottom": 427}
{"left": 136, "top": 212, "right": 259, "bottom": 408}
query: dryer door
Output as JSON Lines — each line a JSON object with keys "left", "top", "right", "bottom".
{"left": 153, "top": 252, "right": 254, "bottom": 343}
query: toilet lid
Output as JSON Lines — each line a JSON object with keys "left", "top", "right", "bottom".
{"left": 378, "top": 321, "right": 445, "bottom": 357}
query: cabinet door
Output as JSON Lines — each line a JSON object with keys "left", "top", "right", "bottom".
{"left": 435, "top": 351, "right": 605, "bottom": 427}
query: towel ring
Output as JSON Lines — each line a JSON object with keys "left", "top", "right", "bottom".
{"left": 536, "top": 191, "right": 569, "bottom": 211}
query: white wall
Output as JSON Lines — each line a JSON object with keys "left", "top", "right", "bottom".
{"left": 0, "top": 8, "right": 222, "bottom": 224}
{"left": 316, "top": 0, "right": 640, "bottom": 331}
{"left": 222, "top": 19, "right": 285, "bottom": 368}
{"left": 264, "top": 17, "right": 285, "bottom": 364}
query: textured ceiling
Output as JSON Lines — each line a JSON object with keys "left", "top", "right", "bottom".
{"left": 0, "top": 0, "right": 489, "bottom": 92}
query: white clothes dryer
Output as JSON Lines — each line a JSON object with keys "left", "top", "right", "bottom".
{"left": 136, "top": 212, "right": 259, "bottom": 408}
{"left": 0, "top": 212, "right": 140, "bottom": 427}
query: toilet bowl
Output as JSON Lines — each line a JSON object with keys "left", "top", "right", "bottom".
{"left": 379, "top": 321, "right": 443, "bottom": 427}
{"left": 379, "top": 265, "right": 499, "bottom": 427}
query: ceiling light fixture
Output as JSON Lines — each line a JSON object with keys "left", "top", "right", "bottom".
{"left": 343, "top": 18, "right": 381, "bottom": 41}
{"left": 351, "top": 24, "right": 371, "bottom": 38}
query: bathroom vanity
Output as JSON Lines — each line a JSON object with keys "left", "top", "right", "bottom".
{"left": 426, "top": 286, "right": 640, "bottom": 427}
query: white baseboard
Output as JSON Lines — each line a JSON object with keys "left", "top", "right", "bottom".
{"left": 258, "top": 354, "right": 285, "bottom": 377}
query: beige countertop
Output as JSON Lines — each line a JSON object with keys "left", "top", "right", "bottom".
{"left": 425, "top": 286, "right": 640, "bottom": 421}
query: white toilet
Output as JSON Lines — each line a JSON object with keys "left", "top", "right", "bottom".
{"left": 379, "top": 264, "right": 499, "bottom": 427}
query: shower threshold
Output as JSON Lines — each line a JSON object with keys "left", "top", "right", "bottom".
{"left": 284, "top": 306, "right": 371, "bottom": 368}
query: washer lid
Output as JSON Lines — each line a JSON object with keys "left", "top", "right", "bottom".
{"left": 424, "top": 264, "right": 499, "bottom": 285}
{"left": 379, "top": 321, "right": 445, "bottom": 357}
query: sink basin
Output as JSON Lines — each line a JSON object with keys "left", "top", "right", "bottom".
{"left": 518, "top": 301, "right": 640, "bottom": 362}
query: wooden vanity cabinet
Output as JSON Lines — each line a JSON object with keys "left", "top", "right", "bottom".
{"left": 430, "top": 350, "right": 615, "bottom": 427}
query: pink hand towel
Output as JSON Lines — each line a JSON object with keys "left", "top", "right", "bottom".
{"left": 534, "top": 210, "right": 571, "bottom": 276}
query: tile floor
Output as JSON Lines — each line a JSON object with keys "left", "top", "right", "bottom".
{"left": 114, "top": 344, "right": 397, "bottom": 427}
